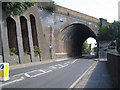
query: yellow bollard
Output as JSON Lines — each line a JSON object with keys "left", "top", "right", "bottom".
{"left": 0, "top": 63, "right": 9, "bottom": 81}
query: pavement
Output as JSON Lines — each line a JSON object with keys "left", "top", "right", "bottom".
{"left": 8, "top": 57, "right": 113, "bottom": 88}
{"left": 74, "top": 59, "right": 114, "bottom": 88}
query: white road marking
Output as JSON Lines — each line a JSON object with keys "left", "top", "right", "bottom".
{"left": 30, "top": 73, "right": 43, "bottom": 78}
{"left": 21, "top": 77, "right": 24, "bottom": 79}
{"left": 30, "top": 70, "right": 52, "bottom": 78}
{"left": 57, "top": 64, "right": 64, "bottom": 67}
{"left": 12, "top": 73, "right": 24, "bottom": 77}
{"left": 0, "top": 77, "right": 24, "bottom": 87}
{"left": 50, "top": 62, "right": 71, "bottom": 69}
{"left": 57, "top": 64, "right": 65, "bottom": 68}
{"left": 50, "top": 66, "right": 57, "bottom": 69}
{"left": 70, "top": 59, "right": 78, "bottom": 64}
{"left": 39, "top": 69, "right": 46, "bottom": 73}
{"left": 26, "top": 69, "right": 41, "bottom": 73}
{"left": 62, "top": 63, "right": 69, "bottom": 67}
{"left": 12, "top": 69, "right": 42, "bottom": 77}
{"left": 24, "top": 73, "right": 31, "bottom": 78}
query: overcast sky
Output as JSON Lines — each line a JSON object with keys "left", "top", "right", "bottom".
{"left": 53, "top": 0, "right": 120, "bottom": 23}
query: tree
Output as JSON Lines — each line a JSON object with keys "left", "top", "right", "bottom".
{"left": 98, "top": 21, "right": 120, "bottom": 53}
{"left": 98, "top": 24, "right": 116, "bottom": 41}
{"left": 114, "top": 22, "right": 120, "bottom": 53}
{"left": 2, "top": 2, "right": 35, "bottom": 16}
{"left": 82, "top": 40, "right": 90, "bottom": 54}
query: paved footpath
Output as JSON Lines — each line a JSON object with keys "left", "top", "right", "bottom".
{"left": 74, "top": 59, "right": 114, "bottom": 88}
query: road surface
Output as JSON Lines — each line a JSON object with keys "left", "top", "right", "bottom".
{"left": 1, "top": 58, "right": 96, "bottom": 88}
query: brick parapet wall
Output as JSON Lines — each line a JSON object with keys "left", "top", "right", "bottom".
{"left": 56, "top": 5, "right": 100, "bottom": 23}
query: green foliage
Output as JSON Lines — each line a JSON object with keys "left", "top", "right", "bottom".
{"left": 94, "top": 47, "right": 97, "bottom": 52}
{"left": 25, "top": 51, "right": 31, "bottom": 55}
{"left": 82, "top": 41, "right": 90, "bottom": 54}
{"left": 98, "top": 24, "right": 116, "bottom": 41}
{"left": 44, "top": 3, "right": 57, "bottom": 12}
{"left": 2, "top": 2, "right": 35, "bottom": 15}
{"left": 34, "top": 45, "right": 40, "bottom": 56}
{"left": 114, "top": 22, "right": 120, "bottom": 53}
{"left": 98, "top": 21, "right": 120, "bottom": 53}
{"left": 10, "top": 48, "right": 18, "bottom": 55}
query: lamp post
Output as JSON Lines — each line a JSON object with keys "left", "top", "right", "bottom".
{"left": 118, "top": 1, "right": 120, "bottom": 21}
{"left": 49, "top": 26, "right": 52, "bottom": 59}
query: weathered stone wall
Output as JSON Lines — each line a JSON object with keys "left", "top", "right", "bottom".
{"left": 107, "top": 53, "right": 120, "bottom": 88}
{"left": 0, "top": 25, "right": 3, "bottom": 63}
{"left": 25, "top": 6, "right": 51, "bottom": 61}
{"left": 0, "top": 2, "right": 3, "bottom": 63}
{"left": 1, "top": 6, "right": 51, "bottom": 65}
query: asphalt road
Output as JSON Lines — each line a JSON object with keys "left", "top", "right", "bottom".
{"left": 1, "top": 58, "right": 96, "bottom": 88}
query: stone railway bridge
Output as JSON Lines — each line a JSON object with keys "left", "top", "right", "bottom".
{"left": 0, "top": 2, "right": 107, "bottom": 65}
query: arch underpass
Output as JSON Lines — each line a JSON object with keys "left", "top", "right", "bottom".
{"left": 61, "top": 23, "right": 98, "bottom": 57}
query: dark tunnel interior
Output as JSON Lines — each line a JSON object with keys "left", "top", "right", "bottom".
{"left": 62, "top": 23, "right": 98, "bottom": 57}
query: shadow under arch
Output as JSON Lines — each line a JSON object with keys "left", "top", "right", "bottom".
{"left": 6, "top": 17, "right": 20, "bottom": 64}
{"left": 61, "top": 23, "right": 98, "bottom": 57}
{"left": 30, "top": 14, "right": 41, "bottom": 61}
{"left": 30, "top": 14, "right": 39, "bottom": 47}
{"left": 20, "top": 16, "right": 32, "bottom": 62}
{"left": 6, "top": 17, "right": 18, "bottom": 52}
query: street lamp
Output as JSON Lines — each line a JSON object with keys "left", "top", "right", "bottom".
{"left": 49, "top": 26, "right": 52, "bottom": 59}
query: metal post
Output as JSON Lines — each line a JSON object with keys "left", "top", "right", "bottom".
{"left": 49, "top": 26, "right": 52, "bottom": 59}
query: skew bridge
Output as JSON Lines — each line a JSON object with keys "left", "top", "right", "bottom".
{"left": 0, "top": 3, "right": 104, "bottom": 65}
{"left": 52, "top": 6, "right": 99, "bottom": 57}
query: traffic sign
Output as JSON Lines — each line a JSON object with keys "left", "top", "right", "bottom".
{"left": 0, "top": 64, "right": 4, "bottom": 69}
{"left": 0, "top": 63, "right": 9, "bottom": 81}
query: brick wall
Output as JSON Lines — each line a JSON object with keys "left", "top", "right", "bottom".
{"left": 57, "top": 5, "right": 99, "bottom": 23}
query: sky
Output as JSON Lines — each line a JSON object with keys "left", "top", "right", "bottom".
{"left": 53, "top": 0, "right": 120, "bottom": 23}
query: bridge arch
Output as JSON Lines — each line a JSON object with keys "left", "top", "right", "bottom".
{"left": 60, "top": 22, "right": 98, "bottom": 35}
{"left": 60, "top": 23, "right": 98, "bottom": 57}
